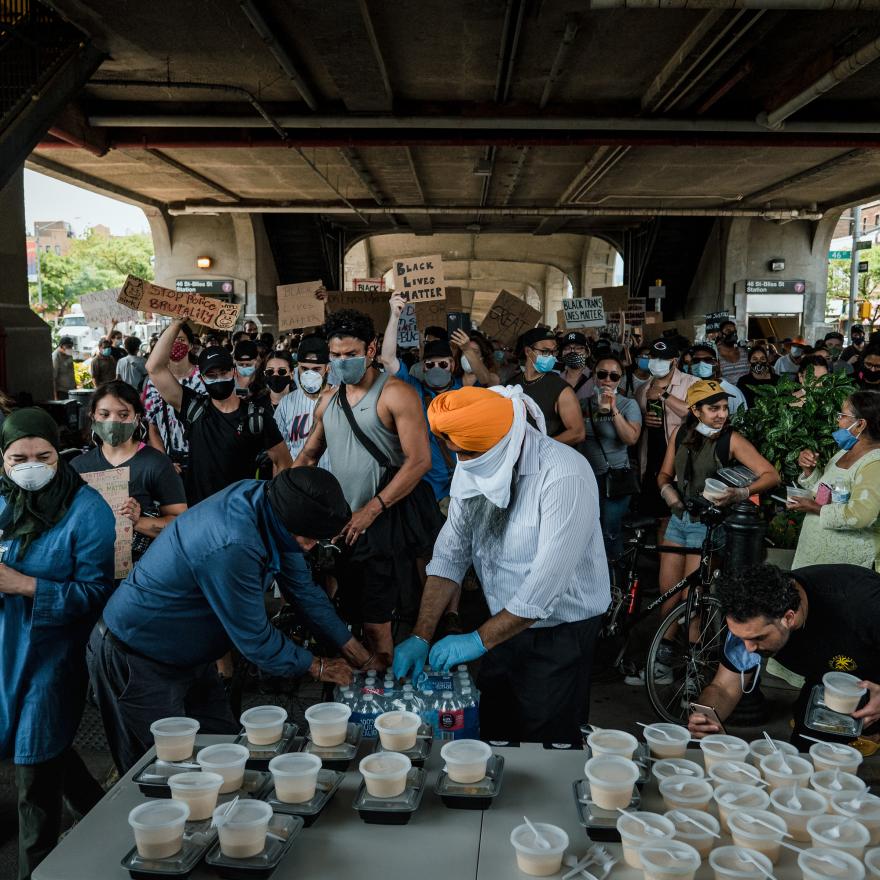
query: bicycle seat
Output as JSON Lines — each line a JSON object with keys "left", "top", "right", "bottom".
{"left": 623, "top": 515, "right": 656, "bottom": 531}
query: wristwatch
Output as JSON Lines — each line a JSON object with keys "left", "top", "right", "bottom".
{"left": 661, "top": 390, "right": 670, "bottom": 400}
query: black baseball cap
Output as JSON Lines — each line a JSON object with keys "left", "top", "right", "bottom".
{"left": 649, "top": 338, "right": 679, "bottom": 360}
{"left": 233, "top": 340, "right": 258, "bottom": 360}
{"left": 59, "top": 336, "right": 74, "bottom": 348}
{"left": 198, "top": 346, "right": 234, "bottom": 373}
{"left": 297, "top": 335, "right": 329, "bottom": 364}
{"left": 562, "top": 331, "right": 588, "bottom": 347}
{"left": 424, "top": 339, "right": 453, "bottom": 359}
{"left": 520, "top": 327, "right": 556, "bottom": 349}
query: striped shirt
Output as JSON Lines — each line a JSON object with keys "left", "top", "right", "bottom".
{"left": 426, "top": 428, "right": 611, "bottom": 626}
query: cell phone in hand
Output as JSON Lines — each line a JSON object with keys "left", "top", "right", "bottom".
{"left": 447, "top": 312, "right": 472, "bottom": 337}
{"left": 689, "top": 702, "right": 726, "bottom": 732}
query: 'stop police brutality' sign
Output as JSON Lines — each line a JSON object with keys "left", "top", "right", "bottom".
{"left": 562, "top": 297, "right": 605, "bottom": 328}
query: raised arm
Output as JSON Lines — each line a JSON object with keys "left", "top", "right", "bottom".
{"left": 379, "top": 294, "right": 405, "bottom": 375}
{"left": 146, "top": 319, "right": 186, "bottom": 411}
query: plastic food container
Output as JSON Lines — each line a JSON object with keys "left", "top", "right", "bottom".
{"left": 359, "top": 751, "right": 412, "bottom": 798}
{"left": 196, "top": 743, "right": 250, "bottom": 794}
{"left": 709, "top": 846, "right": 774, "bottom": 880}
{"left": 807, "top": 814, "right": 870, "bottom": 859}
{"left": 708, "top": 760, "right": 764, "bottom": 788}
{"left": 700, "top": 734, "right": 749, "bottom": 771}
{"left": 748, "top": 737, "right": 798, "bottom": 767}
{"left": 583, "top": 754, "right": 640, "bottom": 811}
{"left": 268, "top": 753, "right": 322, "bottom": 804}
{"left": 665, "top": 807, "right": 720, "bottom": 858}
{"left": 759, "top": 752, "right": 813, "bottom": 791}
{"left": 639, "top": 841, "right": 701, "bottom": 880}
{"left": 830, "top": 791, "right": 880, "bottom": 844}
{"left": 587, "top": 728, "right": 638, "bottom": 759}
{"left": 509, "top": 822, "right": 568, "bottom": 877}
{"left": 811, "top": 769, "right": 867, "bottom": 804}
{"left": 822, "top": 672, "right": 866, "bottom": 714}
{"left": 643, "top": 723, "right": 691, "bottom": 759}
{"left": 150, "top": 717, "right": 200, "bottom": 762}
{"left": 375, "top": 711, "right": 422, "bottom": 752}
{"left": 128, "top": 799, "right": 190, "bottom": 860}
{"left": 652, "top": 758, "right": 704, "bottom": 784}
{"left": 727, "top": 809, "right": 787, "bottom": 864}
{"left": 305, "top": 702, "right": 352, "bottom": 747}
{"left": 713, "top": 783, "right": 770, "bottom": 834}
{"left": 659, "top": 775, "right": 713, "bottom": 811}
{"left": 866, "top": 847, "right": 880, "bottom": 878}
{"left": 809, "top": 741, "right": 864, "bottom": 774}
{"left": 440, "top": 739, "right": 492, "bottom": 784}
{"left": 798, "top": 847, "right": 866, "bottom": 880}
{"left": 214, "top": 799, "right": 273, "bottom": 859}
{"left": 167, "top": 771, "right": 224, "bottom": 821}
{"left": 240, "top": 705, "right": 287, "bottom": 746}
{"left": 769, "top": 785, "right": 828, "bottom": 841}
{"left": 616, "top": 811, "right": 675, "bottom": 869}
{"left": 703, "top": 478, "right": 728, "bottom": 502}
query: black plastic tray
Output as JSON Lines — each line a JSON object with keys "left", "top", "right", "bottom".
{"left": 234, "top": 722, "right": 299, "bottom": 770}
{"left": 204, "top": 814, "right": 303, "bottom": 879}
{"left": 121, "top": 818, "right": 217, "bottom": 879}
{"left": 352, "top": 767, "right": 426, "bottom": 825}
{"left": 266, "top": 768, "right": 344, "bottom": 827}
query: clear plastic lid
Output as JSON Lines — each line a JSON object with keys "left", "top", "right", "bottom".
{"left": 128, "top": 799, "right": 190, "bottom": 830}
{"left": 359, "top": 751, "right": 411, "bottom": 778}
{"left": 212, "top": 799, "right": 272, "bottom": 829}
{"left": 268, "top": 753, "right": 322, "bottom": 776}
{"left": 240, "top": 705, "right": 287, "bottom": 729}
{"left": 639, "top": 841, "right": 701, "bottom": 874}
{"left": 150, "top": 716, "right": 200, "bottom": 737}
{"left": 510, "top": 822, "right": 568, "bottom": 856}
{"left": 196, "top": 743, "right": 249, "bottom": 768}
{"left": 305, "top": 702, "right": 352, "bottom": 724}
{"left": 167, "top": 771, "right": 224, "bottom": 791}
{"left": 616, "top": 811, "right": 674, "bottom": 840}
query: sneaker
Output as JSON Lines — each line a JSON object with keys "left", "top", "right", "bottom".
{"left": 624, "top": 663, "right": 674, "bottom": 687}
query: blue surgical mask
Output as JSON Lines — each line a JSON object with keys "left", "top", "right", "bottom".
{"left": 691, "top": 361, "right": 714, "bottom": 380}
{"left": 637, "top": 357, "right": 650, "bottom": 371}
{"left": 723, "top": 632, "right": 762, "bottom": 694}
{"left": 833, "top": 421, "right": 862, "bottom": 450}
{"left": 791, "top": 346, "right": 803, "bottom": 357}
{"left": 534, "top": 354, "right": 557, "bottom": 373}
{"left": 330, "top": 356, "right": 368, "bottom": 385}
{"left": 236, "top": 364, "right": 256, "bottom": 377}
{"left": 102, "top": 348, "right": 112, "bottom": 357}
{"left": 493, "top": 350, "right": 506, "bottom": 364}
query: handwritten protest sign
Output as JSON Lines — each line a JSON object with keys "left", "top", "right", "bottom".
{"left": 79, "top": 288, "right": 139, "bottom": 327}
{"left": 325, "top": 290, "right": 389, "bottom": 335}
{"left": 117, "top": 275, "right": 240, "bottom": 331}
{"left": 392, "top": 254, "right": 446, "bottom": 302}
{"left": 276, "top": 280, "right": 325, "bottom": 331}
{"left": 705, "top": 311, "right": 730, "bottom": 333}
{"left": 556, "top": 309, "right": 567, "bottom": 331}
{"left": 562, "top": 297, "right": 605, "bottom": 329}
{"left": 624, "top": 298, "right": 646, "bottom": 326}
{"left": 81, "top": 468, "right": 132, "bottom": 580}
{"left": 479, "top": 290, "right": 541, "bottom": 348}
{"left": 397, "top": 304, "right": 419, "bottom": 348}
{"left": 354, "top": 278, "right": 385, "bottom": 292}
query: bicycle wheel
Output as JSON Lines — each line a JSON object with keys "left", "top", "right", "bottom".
{"left": 644, "top": 591, "right": 727, "bottom": 724}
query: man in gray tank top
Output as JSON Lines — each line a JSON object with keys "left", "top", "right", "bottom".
{"left": 294, "top": 309, "right": 438, "bottom": 666}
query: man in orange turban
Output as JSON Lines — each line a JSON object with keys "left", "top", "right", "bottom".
{"left": 394, "top": 385, "right": 611, "bottom": 745}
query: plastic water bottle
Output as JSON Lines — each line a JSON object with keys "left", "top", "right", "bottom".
{"left": 394, "top": 683, "right": 425, "bottom": 716}
{"left": 351, "top": 692, "right": 380, "bottom": 738}
{"left": 436, "top": 690, "right": 464, "bottom": 741}
{"left": 419, "top": 689, "right": 438, "bottom": 733}
{"left": 457, "top": 686, "right": 480, "bottom": 740}
{"left": 832, "top": 482, "right": 851, "bottom": 504}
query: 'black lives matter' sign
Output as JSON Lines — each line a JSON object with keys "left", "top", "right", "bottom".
{"left": 393, "top": 255, "right": 446, "bottom": 302}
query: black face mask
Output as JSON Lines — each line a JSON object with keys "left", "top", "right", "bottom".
{"left": 204, "top": 379, "right": 235, "bottom": 400}
{"left": 721, "top": 332, "right": 738, "bottom": 345}
{"left": 266, "top": 374, "right": 291, "bottom": 393}
{"left": 861, "top": 368, "right": 880, "bottom": 385}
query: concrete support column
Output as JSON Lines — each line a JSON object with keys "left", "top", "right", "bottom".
{"left": 344, "top": 239, "right": 371, "bottom": 288}
{"left": 542, "top": 265, "right": 568, "bottom": 324}
{"left": 0, "top": 168, "right": 52, "bottom": 400}
{"left": 581, "top": 236, "right": 618, "bottom": 295}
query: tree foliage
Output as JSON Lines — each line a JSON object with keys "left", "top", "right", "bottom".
{"left": 29, "top": 229, "right": 154, "bottom": 316}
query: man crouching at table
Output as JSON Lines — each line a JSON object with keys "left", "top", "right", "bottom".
{"left": 393, "top": 385, "right": 611, "bottom": 744}
{"left": 88, "top": 468, "right": 373, "bottom": 774}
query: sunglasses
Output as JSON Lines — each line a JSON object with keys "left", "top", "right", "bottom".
{"left": 424, "top": 360, "right": 452, "bottom": 369}
{"left": 692, "top": 357, "right": 714, "bottom": 364}
{"left": 264, "top": 368, "right": 290, "bottom": 376}
{"left": 595, "top": 370, "right": 621, "bottom": 381}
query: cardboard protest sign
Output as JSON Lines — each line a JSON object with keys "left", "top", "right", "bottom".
{"left": 556, "top": 309, "right": 567, "bottom": 331}
{"left": 353, "top": 278, "right": 385, "bottom": 292}
{"left": 79, "top": 288, "right": 138, "bottom": 327}
{"left": 562, "top": 297, "right": 605, "bottom": 329}
{"left": 592, "top": 285, "right": 628, "bottom": 314}
{"left": 392, "top": 254, "right": 446, "bottom": 302}
{"left": 325, "top": 290, "right": 389, "bottom": 335}
{"left": 81, "top": 468, "right": 132, "bottom": 580}
{"left": 624, "top": 298, "right": 646, "bottom": 326}
{"left": 276, "top": 280, "right": 325, "bottom": 331}
{"left": 479, "top": 290, "right": 541, "bottom": 348}
{"left": 413, "top": 288, "right": 464, "bottom": 354}
{"left": 118, "top": 275, "right": 240, "bottom": 331}
{"left": 705, "top": 311, "right": 730, "bottom": 333}
{"left": 397, "top": 304, "right": 419, "bottom": 348}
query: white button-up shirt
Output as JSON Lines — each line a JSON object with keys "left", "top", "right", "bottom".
{"left": 426, "top": 428, "right": 611, "bottom": 626}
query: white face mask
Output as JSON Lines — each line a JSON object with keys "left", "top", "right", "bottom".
{"left": 6, "top": 461, "right": 57, "bottom": 491}
{"left": 299, "top": 368, "right": 324, "bottom": 394}
{"left": 648, "top": 358, "right": 673, "bottom": 378}
{"left": 460, "top": 354, "right": 474, "bottom": 374}
{"left": 695, "top": 421, "right": 720, "bottom": 437}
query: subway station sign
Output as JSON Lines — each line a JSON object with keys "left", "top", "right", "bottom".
{"left": 175, "top": 278, "right": 235, "bottom": 300}
{"left": 744, "top": 279, "right": 806, "bottom": 294}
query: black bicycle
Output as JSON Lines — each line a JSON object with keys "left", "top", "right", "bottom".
{"left": 602, "top": 501, "right": 729, "bottom": 724}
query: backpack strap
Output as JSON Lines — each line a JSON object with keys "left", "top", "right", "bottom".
{"left": 336, "top": 383, "right": 391, "bottom": 468}
{"left": 183, "top": 394, "right": 210, "bottom": 432}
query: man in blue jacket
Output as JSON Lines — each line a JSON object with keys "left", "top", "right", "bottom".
{"left": 88, "top": 467, "right": 373, "bottom": 773}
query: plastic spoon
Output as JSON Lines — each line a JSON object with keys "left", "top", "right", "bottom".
{"left": 523, "top": 815, "right": 551, "bottom": 849}
{"left": 616, "top": 808, "right": 664, "bottom": 836}
{"left": 762, "top": 732, "right": 779, "bottom": 753}
{"left": 212, "top": 795, "right": 239, "bottom": 829}
{"left": 788, "top": 790, "right": 803, "bottom": 811}
{"left": 725, "top": 764, "right": 767, "bottom": 785}
{"left": 636, "top": 722, "right": 687, "bottom": 741}
{"left": 799, "top": 734, "right": 851, "bottom": 753}
{"left": 737, "top": 848, "right": 778, "bottom": 880}
{"left": 668, "top": 810, "right": 721, "bottom": 838}
{"left": 734, "top": 813, "right": 792, "bottom": 838}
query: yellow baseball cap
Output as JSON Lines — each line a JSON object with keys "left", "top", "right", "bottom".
{"left": 686, "top": 379, "right": 732, "bottom": 408}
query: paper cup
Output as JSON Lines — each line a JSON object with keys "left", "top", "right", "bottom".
{"left": 240, "top": 705, "right": 287, "bottom": 745}
{"left": 769, "top": 785, "right": 828, "bottom": 841}
{"left": 643, "top": 723, "right": 691, "bottom": 759}
{"left": 659, "top": 775, "right": 713, "bottom": 811}
{"left": 822, "top": 672, "right": 866, "bottom": 714}
{"left": 305, "top": 702, "right": 351, "bottom": 747}
{"left": 128, "top": 799, "right": 190, "bottom": 860}
{"left": 727, "top": 809, "right": 787, "bottom": 864}
{"left": 709, "top": 846, "right": 774, "bottom": 880}
{"left": 584, "top": 754, "right": 639, "bottom": 810}
{"left": 830, "top": 791, "right": 880, "bottom": 844}
{"left": 440, "top": 739, "right": 492, "bottom": 784}
{"left": 807, "top": 814, "right": 870, "bottom": 860}
{"left": 196, "top": 743, "right": 249, "bottom": 794}
{"left": 809, "top": 741, "right": 863, "bottom": 774}
{"left": 214, "top": 799, "right": 272, "bottom": 860}
{"left": 359, "top": 751, "right": 411, "bottom": 798}
{"left": 587, "top": 728, "right": 638, "bottom": 759}
{"left": 150, "top": 716, "right": 200, "bottom": 762}
{"left": 509, "top": 822, "right": 568, "bottom": 877}
{"left": 616, "top": 811, "right": 675, "bottom": 869}
{"left": 167, "top": 771, "right": 223, "bottom": 821}
{"left": 268, "top": 753, "right": 322, "bottom": 804}
{"left": 639, "top": 841, "right": 701, "bottom": 880}
{"left": 798, "top": 848, "right": 865, "bottom": 880}
{"left": 375, "top": 711, "right": 422, "bottom": 752}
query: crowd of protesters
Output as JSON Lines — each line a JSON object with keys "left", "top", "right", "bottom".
{"left": 8, "top": 302, "right": 880, "bottom": 878}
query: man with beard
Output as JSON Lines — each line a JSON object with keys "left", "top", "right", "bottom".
{"left": 856, "top": 345, "right": 880, "bottom": 390}
{"left": 688, "top": 563, "right": 880, "bottom": 745}
{"left": 392, "top": 386, "right": 610, "bottom": 744}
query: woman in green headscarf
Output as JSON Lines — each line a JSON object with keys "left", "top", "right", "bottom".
{"left": 0, "top": 408, "right": 115, "bottom": 880}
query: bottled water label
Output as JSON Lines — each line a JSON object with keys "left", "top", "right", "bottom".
{"left": 351, "top": 711, "right": 378, "bottom": 738}
{"left": 438, "top": 708, "right": 464, "bottom": 740}
{"left": 831, "top": 485, "right": 850, "bottom": 504}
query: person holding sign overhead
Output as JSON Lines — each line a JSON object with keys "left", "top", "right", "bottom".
{"left": 510, "top": 328, "right": 585, "bottom": 447}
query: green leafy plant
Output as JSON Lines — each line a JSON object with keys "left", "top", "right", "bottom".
{"left": 732, "top": 370, "right": 856, "bottom": 483}
{"left": 766, "top": 509, "right": 805, "bottom": 550}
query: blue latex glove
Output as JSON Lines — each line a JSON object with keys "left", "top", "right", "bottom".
{"left": 392, "top": 636, "right": 430, "bottom": 682}
{"left": 428, "top": 631, "right": 487, "bottom": 674}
